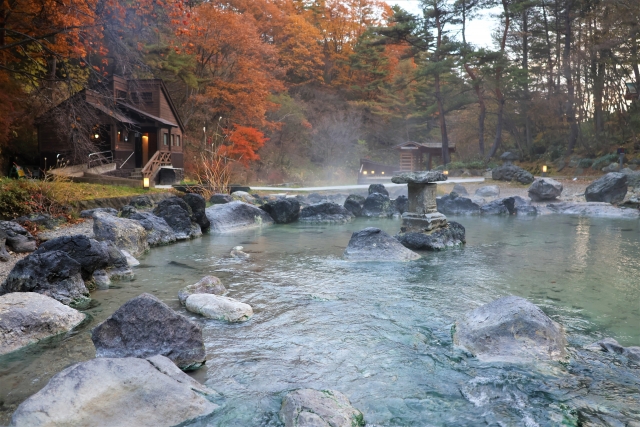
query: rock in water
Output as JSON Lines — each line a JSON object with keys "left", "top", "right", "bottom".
{"left": 491, "top": 164, "right": 534, "bottom": 184}
{"left": 528, "top": 178, "right": 563, "bottom": 201}
{"left": 34, "top": 235, "right": 109, "bottom": 280}
{"left": 475, "top": 185, "right": 500, "bottom": 197}
{"left": 121, "top": 209, "right": 177, "bottom": 246}
{"left": 260, "top": 198, "right": 301, "bottom": 224}
{"left": 453, "top": 295, "right": 567, "bottom": 362}
{"left": 9, "top": 356, "right": 218, "bottom": 427}
{"left": 178, "top": 276, "right": 227, "bottom": 305}
{"left": 396, "top": 221, "right": 466, "bottom": 251}
{"left": 93, "top": 212, "right": 149, "bottom": 257}
{"left": 206, "top": 201, "right": 274, "bottom": 232}
{"left": 437, "top": 193, "right": 482, "bottom": 215}
{"left": 153, "top": 197, "right": 201, "bottom": 240}
{"left": 343, "top": 194, "right": 365, "bottom": 217}
{"left": 343, "top": 227, "right": 420, "bottom": 261}
{"left": 452, "top": 184, "right": 468, "bottom": 196}
{"left": 1, "top": 251, "right": 90, "bottom": 308}
{"left": 361, "top": 193, "right": 393, "bottom": 218}
{"left": 98, "top": 240, "right": 134, "bottom": 281}
{"left": 91, "top": 293, "right": 206, "bottom": 370}
{"left": 546, "top": 202, "right": 639, "bottom": 218}
{"left": 368, "top": 183, "right": 389, "bottom": 196}
{"left": 395, "top": 195, "right": 409, "bottom": 214}
{"left": 230, "top": 245, "right": 250, "bottom": 259}
{"left": 584, "top": 172, "right": 628, "bottom": 204}
{"left": 183, "top": 193, "right": 210, "bottom": 232}
{"left": 0, "top": 221, "right": 36, "bottom": 253}
{"left": 280, "top": 389, "right": 365, "bottom": 427}
{"left": 0, "top": 292, "right": 85, "bottom": 356}
{"left": 185, "top": 294, "right": 253, "bottom": 322}
{"left": 299, "top": 203, "right": 354, "bottom": 223}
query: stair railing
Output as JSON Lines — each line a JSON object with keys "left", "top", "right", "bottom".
{"left": 142, "top": 150, "right": 172, "bottom": 180}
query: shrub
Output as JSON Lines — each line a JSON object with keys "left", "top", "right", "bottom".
{"left": 591, "top": 153, "right": 618, "bottom": 170}
{"left": 577, "top": 158, "right": 593, "bottom": 168}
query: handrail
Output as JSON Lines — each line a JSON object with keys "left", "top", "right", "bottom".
{"left": 87, "top": 150, "right": 113, "bottom": 169}
{"left": 142, "top": 150, "right": 172, "bottom": 180}
{"left": 119, "top": 151, "right": 135, "bottom": 168}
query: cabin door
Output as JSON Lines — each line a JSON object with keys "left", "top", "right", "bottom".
{"left": 135, "top": 133, "right": 143, "bottom": 168}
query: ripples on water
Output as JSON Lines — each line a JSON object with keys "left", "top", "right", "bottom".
{"left": 1, "top": 215, "right": 639, "bottom": 426}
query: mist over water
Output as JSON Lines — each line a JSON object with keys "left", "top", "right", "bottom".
{"left": 1, "top": 215, "right": 639, "bottom": 426}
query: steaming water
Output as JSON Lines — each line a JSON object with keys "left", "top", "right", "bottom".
{"left": 1, "top": 215, "right": 639, "bottom": 426}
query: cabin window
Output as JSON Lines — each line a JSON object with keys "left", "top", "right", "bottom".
{"left": 176, "top": 135, "right": 180, "bottom": 147}
{"left": 141, "top": 92, "right": 153, "bottom": 104}
{"left": 171, "top": 134, "right": 175, "bottom": 146}
{"left": 163, "top": 133, "right": 168, "bottom": 146}
{"left": 116, "top": 90, "right": 127, "bottom": 100}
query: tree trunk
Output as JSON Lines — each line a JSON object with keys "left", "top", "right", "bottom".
{"left": 486, "top": 0, "right": 509, "bottom": 160}
{"left": 522, "top": 8, "right": 532, "bottom": 153}
{"left": 563, "top": 0, "right": 579, "bottom": 157}
{"left": 464, "top": 64, "right": 486, "bottom": 156}
{"left": 434, "top": 8, "right": 450, "bottom": 165}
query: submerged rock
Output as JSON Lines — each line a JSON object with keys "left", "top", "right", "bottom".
{"left": 299, "top": 202, "right": 354, "bottom": 223}
{"left": 546, "top": 202, "right": 639, "bottom": 218}
{"left": 9, "top": 356, "right": 218, "bottom": 427}
{"left": 475, "top": 185, "right": 500, "bottom": 198}
{"left": 437, "top": 193, "right": 482, "bottom": 215}
{"left": 260, "top": 198, "right": 301, "bottom": 224}
{"left": 183, "top": 193, "right": 210, "bottom": 232}
{"left": 528, "top": 178, "right": 563, "bottom": 201}
{"left": 343, "top": 227, "right": 420, "bottom": 261}
{"left": 491, "top": 164, "right": 534, "bottom": 184}
{"left": 454, "top": 295, "right": 567, "bottom": 362}
{"left": 280, "top": 389, "right": 365, "bottom": 427}
{"left": 98, "top": 240, "right": 134, "bottom": 281}
{"left": 0, "top": 292, "right": 85, "bottom": 356}
{"left": 396, "top": 221, "right": 466, "bottom": 251}
{"left": 206, "top": 201, "right": 274, "bottom": 232}
{"left": 1, "top": 251, "right": 90, "bottom": 308}
{"left": 343, "top": 194, "right": 366, "bottom": 217}
{"left": 185, "top": 294, "right": 253, "bottom": 322}
{"left": 153, "top": 197, "right": 201, "bottom": 240}
{"left": 93, "top": 212, "right": 149, "bottom": 257}
{"left": 0, "top": 221, "right": 36, "bottom": 253}
{"left": 34, "top": 235, "right": 109, "bottom": 280}
{"left": 178, "top": 276, "right": 227, "bottom": 305}
{"left": 230, "top": 245, "right": 250, "bottom": 259}
{"left": 585, "top": 172, "right": 627, "bottom": 204}
{"left": 361, "top": 193, "right": 393, "bottom": 218}
{"left": 120, "top": 209, "right": 177, "bottom": 246}
{"left": 91, "top": 293, "right": 206, "bottom": 370}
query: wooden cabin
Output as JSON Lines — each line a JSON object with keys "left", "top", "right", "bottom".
{"left": 394, "top": 141, "right": 456, "bottom": 171}
{"left": 37, "top": 76, "right": 186, "bottom": 182}
{"left": 625, "top": 82, "right": 638, "bottom": 101}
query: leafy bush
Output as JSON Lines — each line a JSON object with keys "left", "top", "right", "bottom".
{"left": 577, "top": 158, "right": 593, "bottom": 168}
{"left": 446, "top": 160, "right": 487, "bottom": 170}
{"left": 591, "top": 153, "right": 618, "bottom": 170}
{"left": 0, "top": 179, "right": 34, "bottom": 219}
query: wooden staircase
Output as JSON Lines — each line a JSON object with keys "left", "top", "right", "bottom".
{"left": 141, "top": 151, "right": 172, "bottom": 180}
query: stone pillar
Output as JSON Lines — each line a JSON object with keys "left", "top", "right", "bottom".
{"left": 408, "top": 182, "right": 437, "bottom": 214}
{"left": 392, "top": 171, "right": 449, "bottom": 233}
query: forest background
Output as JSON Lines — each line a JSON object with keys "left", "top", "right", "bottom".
{"left": 1, "top": 0, "right": 639, "bottom": 184}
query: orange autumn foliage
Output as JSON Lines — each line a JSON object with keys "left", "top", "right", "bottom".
{"left": 220, "top": 126, "right": 267, "bottom": 167}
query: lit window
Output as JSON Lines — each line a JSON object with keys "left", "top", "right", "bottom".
{"left": 163, "top": 133, "right": 168, "bottom": 145}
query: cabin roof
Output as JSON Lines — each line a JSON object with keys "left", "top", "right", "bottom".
{"left": 118, "top": 101, "right": 179, "bottom": 128}
{"left": 394, "top": 141, "right": 456, "bottom": 151}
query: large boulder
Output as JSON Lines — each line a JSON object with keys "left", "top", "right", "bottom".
{"left": 120, "top": 206, "right": 177, "bottom": 246}
{"left": 396, "top": 221, "right": 466, "bottom": 251}
{"left": 14, "top": 213, "right": 64, "bottom": 230}
{"left": 91, "top": 293, "right": 206, "bottom": 370}
{"left": 368, "top": 183, "right": 389, "bottom": 196}
{"left": 452, "top": 184, "right": 468, "bottom": 196}
{"left": 0, "top": 221, "right": 36, "bottom": 253}
{"left": 528, "top": 178, "right": 563, "bottom": 201}
{"left": 206, "top": 201, "right": 274, "bottom": 232}
{"left": 93, "top": 212, "right": 149, "bottom": 257}
{"left": 0, "top": 229, "right": 10, "bottom": 262}
{"left": 343, "top": 227, "right": 420, "bottom": 261}
{"left": 230, "top": 191, "right": 257, "bottom": 204}
{"left": 80, "top": 207, "right": 118, "bottom": 219}
{"left": 0, "top": 292, "right": 85, "bottom": 356}
{"left": 481, "top": 196, "right": 532, "bottom": 215}
{"left": 98, "top": 240, "right": 134, "bottom": 281}
{"left": 34, "top": 235, "right": 109, "bottom": 280}
{"left": 620, "top": 167, "right": 640, "bottom": 188}
{"left": 437, "top": 193, "right": 482, "bottom": 215}
{"left": 475, "top": 185, "right": 500, "bottom": 198}
{"left": 280, "top": 389, "right": 365, "bottom": 427}
{"left": 491, "top": 164, "right": 534, "bottom": 184}
{"left": 453, "top": 295, "right": 567, "bottom": 362}
{"left": 299, "top": 203, "right": 354, "bottom": 223}
{"left": 183, "top": 193, "right": 210, "bottom": 232}
{"left": 9, "top": 356, "right": 218, "bottom": 427}
{"left": 1, "top": 251, "right": 90, "bottom": 308}
{"left": 360, "top": 192, "right": 393, "bottom": 218}
{"left": 153, "top": 197, "right": 201, "bottom": 240}
{"left": 584, "top": 172, "right": 627, "bottom": 204}
{"left": 343, "top": 194, "right": 365, "bottom": 217}
{"left": 129, "top": 194, "right": 154, "bottom": 209}
{"left": 546, "top": 202, "right": 639, "bottom": 218}
{"left": 185, "top": 294, "right": 253, "bottom": 322}
{"left": 500, "top": 151, "right": 519, "bottom": 162}
{"left": 260, "top": 198, "right": 301, "bottom": 224}
{"left": 178, "top": 276, "right": 227, "bottom": 305}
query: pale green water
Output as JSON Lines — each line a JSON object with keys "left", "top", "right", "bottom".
{"left": 1, "top": 215, "right": 639, "bottom": 426}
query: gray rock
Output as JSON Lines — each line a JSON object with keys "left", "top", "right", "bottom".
{"left": 437, "top": 193, "right": 482, "bottom": 215}
{"left": 1, "top": 251, "right": 90, "bottom": 308}
{"left": 80, "top": 207, "right": 118, "bottom": 219}
{"left": 299, "top": 203, "right": 354, "bottom": 223}
{"left": 185, "top": 293, "right": 253, "bottom": 322}
{"left": 585, "top": 172, "right": 628, "bottom": 204}
{"left": 597, "top": 337, "right": 625, "bottom": 354}
{"left": 528, "top": 178, "right": 563, "bottom": 201}
{"left": 368, "top": 183, "right": 389, "bottom": 196}
{"left": 394, "top": 195, "right": 409, "bottom": 214}
{"left": 500, "top": 151, "right": 519, "bottom": 162}
{"left": 481, "top": 196, "right": 531, "bottom": 215}
{"left": 0, "top": 221, "right": 36, "bottom": 253}
{"left": 97, "top": 240, "right": 134, "bottom": 281}
{"left": 206, "top": 201, "right": 274, "bottom": 232}
{"left": 480, "top": 198, "right": 510, "bottom": 215}
{"left": 625, "top": 347, "right": 640, "bottom": 362}
{"left": 601, "top": 162, "right": 620, "bottom": 173}
{"left": 129, "top": 195, "right": 154, "bottom": 208}
{"left": 391, "top": 171, "right": 447, "bottom": 184}
{"left": 454, "top": 296, "right": 567, "bottom": 362}
{"left": 153, "top": 198, "right": 201, "bottom": 240}
{"left": 620, "top": 168, "right": 640, "bottom": 188}
{"left": 34, "top": 235, "right": 109, "bottom": 280}
{"left": 230, "top": 191, "right": 257, "bottom": 204}
{"left": 121, "top": 250, "right": 140, "bottom": 267}
{"left": 0, "top": 230, "right": 10, "bottom": 262}
{"left": 9, "top": 356, "right": 218, "bottom": 427}
{"left": 343, "top": 227, "right": 420, "bottom": 261}
{"left": 280, "top": 389, "right": 365, "bottom": 427}
{"left": 209, "top": 193, "right": 233, "bottom": 204}
{"left": 343, "top": 195, "right": 365, "bottom": 217}
{"left": 230, "top": 246, "right": 250, "bottom": 259}
{"left": 361, "top": 193, "right": 393, "bottom": 218}
{"left": 475, "top": 185, "right": 500, "bottom": 197}
{"left": 183, "top": 193, "right": 210, "bottom": 232}
{"left": 452, "top": 184, "right": 468, "bottom": 196}
{"left": 91, "top": 293, "right": 206, "bottom": 370}
{"left": 260, "top": 198, "right": 301, "bottom": 224}
{"left": 92, "top": 269, "right": 111, "bottom": 290}
{"left": 14, "top": 213, "right": 64, "bottom": 230}
{"left": 178, "top": 276, "right": 227, "bottom": 305}
{"left": 120, "top": 207, "right": 177, "bottom": 246}
{"left": 0, "top": 292, "right": 85, "bottom": 356}
{"left": 546, "top": 202, "right": 639, "bottom": 218}
{"left": 93, "top": 212, "right": 149, "bottom": 257}
{"left": 396, "top": 221, "right": 466, "bottom": 251}
{"left": 515, "top": 205, "right": 538, "bottom": 215}
{"left": 491, "top": 164, "right": 534, "bottom": 184}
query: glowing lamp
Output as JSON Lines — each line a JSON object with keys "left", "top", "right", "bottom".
{"left": 542, "top": 165, "right": 547, "bottom": 173}
{"left": 94, "top": 133, "right": 99, "bottom": 139}
{"left": 371, "top": 170, "right": 375, "bottom": 174}
{"left": 443, "top": 170, "right": 449, "bottom": 176}
{"left": 143, "top": 177, "right": 150, "bottom": 189}
{"left": 381, "top": 171, "right": 385, "bottom": 175}
{"left": 363, "top": 171, "right": 367, "bottom": 175}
